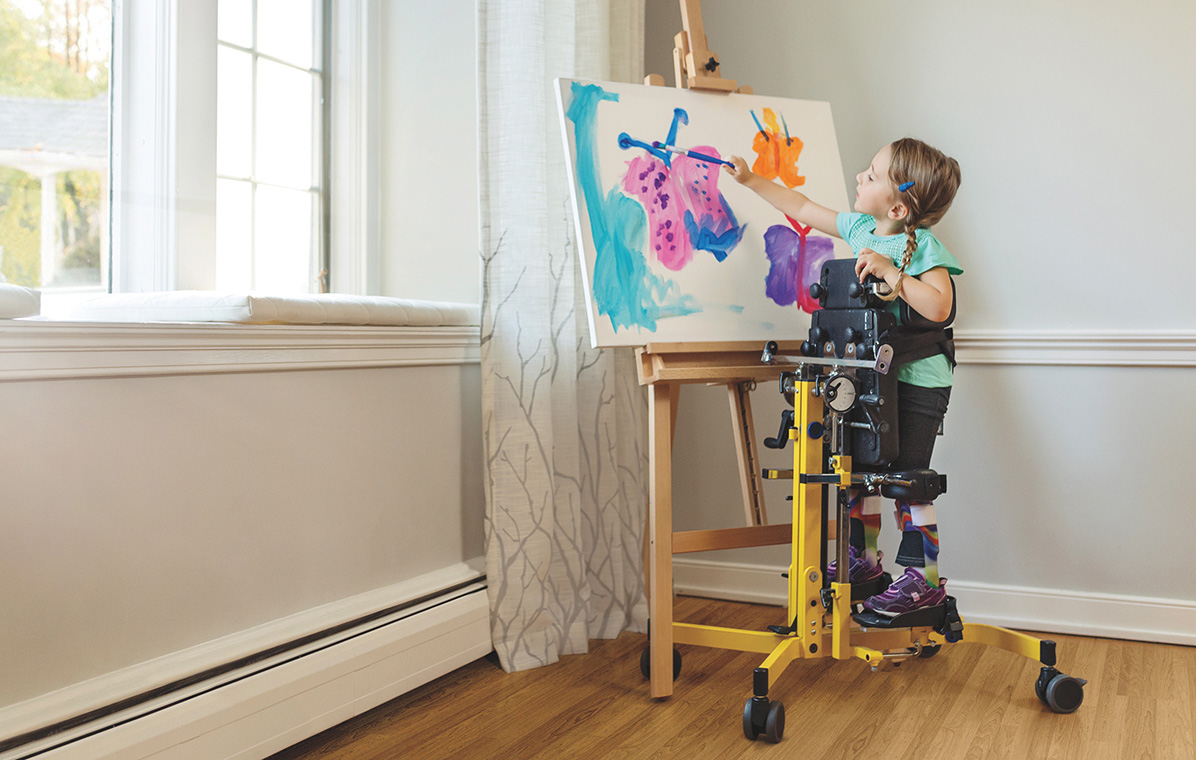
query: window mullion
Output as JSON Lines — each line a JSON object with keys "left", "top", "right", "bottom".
{"left": 328, "top": 0, "right": 380, "bottom": 296}
{"left": 112, "top": 0, "right": 218, "bottom": 293}
{"left": 248, "top": 0, "right": 258, "bottom": 291}
{"left": 170, "top": 0, "right": 219, "bottom": 291}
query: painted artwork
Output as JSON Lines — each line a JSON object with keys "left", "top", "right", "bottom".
{"left": 556, "top": 78, "right": 853, "bottom": 347}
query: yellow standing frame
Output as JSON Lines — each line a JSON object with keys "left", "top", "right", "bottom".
{"left": 649, "top": 361, "right": 1085, "bottom": 742}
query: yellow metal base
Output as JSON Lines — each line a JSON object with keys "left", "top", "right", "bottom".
{"left": 670, "top": 370, "right": 1073, "bottom": 712}
{"left": 673, "top": 606, "right": 1053, "bottom": 690}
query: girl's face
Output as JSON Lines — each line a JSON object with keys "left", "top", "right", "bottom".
{"left": 854, "top": 144, "right": 901, "bottom": 221}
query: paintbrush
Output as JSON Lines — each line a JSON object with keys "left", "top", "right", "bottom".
{"left": 650, "top": 142, "right": 734, "bottom": 168}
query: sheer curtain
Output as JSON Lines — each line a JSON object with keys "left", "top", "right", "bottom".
{"left": 478, "top": 0, "right": 649, "bottom": 672}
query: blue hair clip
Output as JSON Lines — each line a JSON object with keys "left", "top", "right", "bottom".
{"left": 898, "top": 181, "right": 915, "bottom": 192}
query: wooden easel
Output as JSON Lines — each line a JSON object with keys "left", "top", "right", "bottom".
{"left": 640, "top": 343, "right": 808, "bottom": 697}
{"left": 636, "top": 0, "right": 822, "bottom": 698}
{"left": 645, "top": 0, "right": 751, "bottom": 94}
{"left": 637, "top": 0, "right": 790, "bottom": 699}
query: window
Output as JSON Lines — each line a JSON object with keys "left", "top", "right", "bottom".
{"left": 1, "top": 0, "right": 374, "bottom": 318}
{"left": 0, "top": 0, "right": 112, "bottom": 315}
{"left": 216, "top": 0, "right": 329, "bottom": 293}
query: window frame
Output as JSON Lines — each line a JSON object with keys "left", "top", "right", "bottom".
{"left": 110, "top": 0, "right": 379, "bottom": 296}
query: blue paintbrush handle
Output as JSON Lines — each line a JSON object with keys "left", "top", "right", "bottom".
{"left": 685, "top": 149, "right": 733, "bottom": 167}
{"left": 651, "top": 141, "right": 733, "bottom": 167}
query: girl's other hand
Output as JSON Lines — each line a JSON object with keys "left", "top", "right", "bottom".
{"left": 723, "top": 156, "right": 753, "bottom": 184}
{"left": 855, "top": 248, "right": 897, "bottom": 283}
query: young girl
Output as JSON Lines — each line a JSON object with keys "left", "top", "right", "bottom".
{"left": 725, "top": 138, "right": 962, "bottom": 615}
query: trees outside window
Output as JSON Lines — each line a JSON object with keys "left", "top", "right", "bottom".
{"left": 0, "top": 0, "right": 110, "bottom": 296}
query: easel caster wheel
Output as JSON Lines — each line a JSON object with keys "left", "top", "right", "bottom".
{"left": 1036, "top": 667, "right": 1085, "bottom": 713}
{"left": 1045, "top": 675, "right": 1085, "bottom": 714}
{"left": 742, "top": 698, "right": 784, "bottom": 743}
{"left": 639, "top": 646, "right": 682, "bottom": 681}
{"left": 918, "top": 644, "right": 942, "bottom": 658}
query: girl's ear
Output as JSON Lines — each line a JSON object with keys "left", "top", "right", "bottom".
{"left": 887, "top": 202, "right": 910, "bottom": 222}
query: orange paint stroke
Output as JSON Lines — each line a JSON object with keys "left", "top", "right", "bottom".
{"left": 750, "top": 108, "right": 806, "bottom": 188}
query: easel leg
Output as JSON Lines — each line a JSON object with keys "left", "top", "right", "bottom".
{"left": 648, "top": 381, "right": 678, "bottom": 698}
{"left": 728, "top": 381, "right": 767, "bottom": 526}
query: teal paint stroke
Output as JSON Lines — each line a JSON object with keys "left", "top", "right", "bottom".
{"left": 565, "top": 81, "right": 700, "bottom": 333}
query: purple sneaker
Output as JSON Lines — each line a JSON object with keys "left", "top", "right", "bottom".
{"left": 825, "top": 546, "right": 883, "bottom": 585}
{"left": 862, "top": 568, "right": 946, "bottom": 617}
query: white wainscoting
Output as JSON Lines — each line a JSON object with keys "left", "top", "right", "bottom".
{"left": 0, "top": 564, "right": 491, "bottom": 760}
{"left": 0, "top": 321, "right": 479, "bottom": 380}
{"left": 953, "top": 329, "right": 1196, "bottom": 367}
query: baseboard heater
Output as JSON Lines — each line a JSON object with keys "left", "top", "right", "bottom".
{"left": 1, "top": 573, "right": 491, "bottom": 760}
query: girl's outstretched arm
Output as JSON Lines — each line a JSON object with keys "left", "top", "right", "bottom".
{"left": 723, "top": 156, "right": 841, "bottom": 238}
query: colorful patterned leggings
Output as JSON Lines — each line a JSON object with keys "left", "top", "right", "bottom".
{"left": 848, "top": 383, "right": 950, "bottom": 587}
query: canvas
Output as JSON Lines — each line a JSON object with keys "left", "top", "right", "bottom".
{"left": 556, "top": 78, "right": 852, "bottom": 348}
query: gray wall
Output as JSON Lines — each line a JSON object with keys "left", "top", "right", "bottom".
{"left": 0, "top": 0, "right": 488, "bottom": 718}
{"left": 647, "top": 1, "right": 1196, "bottom": 616}
{"left": 648, "top": 0, "right": 1196, "bottom": 332}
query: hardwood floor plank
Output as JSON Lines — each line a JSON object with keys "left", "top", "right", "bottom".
{"left": 268, "top": 598, "right": 1195, "bottom": 760}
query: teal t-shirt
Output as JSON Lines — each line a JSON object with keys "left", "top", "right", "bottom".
{"left": 835, "top": 212, "right": 963, "bottom": 388}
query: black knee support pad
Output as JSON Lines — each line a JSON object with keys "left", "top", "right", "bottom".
{"left": 880, "top": 469, "right": 947, "bottom": 501}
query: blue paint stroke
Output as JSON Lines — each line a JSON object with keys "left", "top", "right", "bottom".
{"left": 665, "top": 108, "right": 688, "bottom": 146}
{"left": 618, "top": 108, "right": 691, "bottom": 169}
{"left": 566, "top": 82, "right": 700, "bottom": 332}
{"left": 618, "top": 132, "right": 671, "bottom": 163}
{"left": 682, "top": 192, "right": 746, "bottom": 262}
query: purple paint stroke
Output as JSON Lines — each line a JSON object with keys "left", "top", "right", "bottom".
{"left": 763, "top": 224, "right": 835, "bottom": 313}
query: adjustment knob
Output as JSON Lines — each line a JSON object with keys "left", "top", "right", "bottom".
{"left": 844, "top": 327, "right": 861, "bottom": 343}
{"left": 809, "top": 283, "right": 825, "bottom": 301}
{"left": 800, "top": 340, "right": 815, "bottom": 356}
{"left": 810, "top": 327, "right": 828, "bottom": 344}
{"left": 848, "top": 282, "right": 865, "bottom": 299}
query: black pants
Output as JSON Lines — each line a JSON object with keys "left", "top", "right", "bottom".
{"left": 852, "top": 383, "right": 951, "bottom": 567}
{"left": 888, "top": 382, "right": 951, "bottom": 471}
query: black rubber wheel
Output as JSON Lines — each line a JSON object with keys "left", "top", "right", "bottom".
{"left": 764, "top": 700, "right": 785, "bottom": 743}
{"left": 1035, "top": 670, "right": 1053, "bottom": 704}
{"left": 639, "top": 646, "right": 682, "bottom": 681}
{"left": 743, "top": 699, "right": 760, "bottom": 740}
{"left": 918, "top": 644, "right": 942, "bottom": 658}
{"left": 1045, "top": 674, "right": 1085, "bottom": 714}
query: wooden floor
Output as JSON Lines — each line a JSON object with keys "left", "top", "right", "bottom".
{"left": 268, "top": 596, "right": 1196, "bottom": 760}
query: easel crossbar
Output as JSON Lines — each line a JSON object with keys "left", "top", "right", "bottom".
{"left": 672, "top": 523, "right": 792, "bottom": 554}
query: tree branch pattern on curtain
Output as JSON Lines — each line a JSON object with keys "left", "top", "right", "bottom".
{"left": 478, "top": 0, "right": 649, "bottom": 672}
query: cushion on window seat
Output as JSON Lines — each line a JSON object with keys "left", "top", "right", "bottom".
{"left": 0, "top": 284, "right": 41, "bottom": 319}
{"left": 67, "top": 291, "right": 479, "bottom": 326}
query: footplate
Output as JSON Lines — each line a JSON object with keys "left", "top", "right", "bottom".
{"left": 852, "top": 596, "right": 955, "bottom": 630}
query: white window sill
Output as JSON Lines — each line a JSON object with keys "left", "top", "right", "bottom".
{"left": 0, "top": 320, "right": 480, "bottom": 381}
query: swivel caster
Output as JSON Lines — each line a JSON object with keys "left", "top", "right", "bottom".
{"left": 639, "top": 646, "right": 681, "bottom": 681}
{"left": 1035, "top": 667, "right": 1086, "bottom": 713}
{"left": 743, "top": 697, "right": 785, "bottom": 743}
{"left": 918, "top": 644, "right": 942, "bottom": 658}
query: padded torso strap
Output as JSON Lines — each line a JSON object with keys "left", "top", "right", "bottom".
{"left": 884, "top": 325, "right": 956, "bottom": 367}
